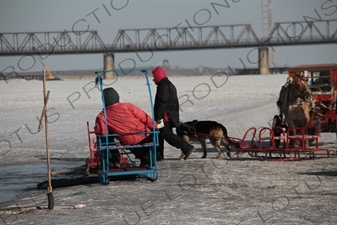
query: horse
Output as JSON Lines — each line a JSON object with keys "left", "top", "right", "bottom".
{"left": 277, "top": 73, "right": 313, "bottom": 148}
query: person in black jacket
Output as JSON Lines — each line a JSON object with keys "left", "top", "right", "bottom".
{"left": 152, "top": 67, "right": 194, "bottom": 161}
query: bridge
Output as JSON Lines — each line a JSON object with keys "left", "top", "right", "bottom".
{"left": 1, "top": 19, "right": 336, "bottom": 74}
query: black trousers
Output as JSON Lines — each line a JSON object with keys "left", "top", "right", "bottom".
{"left": 102, "top": 134, "right": 153, "bottom": 161}
{"left": 128, "top": 134, "right": 154, "bottom": 160}
{"left": 157, "top": 122, "right": 191, "bottom": 158}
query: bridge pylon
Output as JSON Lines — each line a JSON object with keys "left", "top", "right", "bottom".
{"left": 259, "top": 47, "right": 269, "bottom": 75}
{"left": 103, "top": 53, "right": 116, "bottom": 79}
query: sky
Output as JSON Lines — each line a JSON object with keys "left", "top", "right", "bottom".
{"left": 0, "top": 0, "right": 337, "bottom": 73}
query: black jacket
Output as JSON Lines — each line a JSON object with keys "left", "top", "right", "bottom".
{"left": 154, "top": 77, "right": 180, "bottom": 127}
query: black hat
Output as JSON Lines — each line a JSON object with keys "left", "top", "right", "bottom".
{"left": 103, "top": 87, "right": 119, "bottom": 107}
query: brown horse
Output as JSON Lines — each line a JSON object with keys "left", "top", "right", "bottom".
{"left": 277, "top": 73, "right": 313, "bottom": 148}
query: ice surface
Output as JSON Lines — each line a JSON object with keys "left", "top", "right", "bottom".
{"left": 0, "top": 74, "right": 336, "bottom": 224}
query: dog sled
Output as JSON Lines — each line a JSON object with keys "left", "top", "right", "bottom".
{"left": 178, "top": 121, "right": 331, "bottom": 161}
{"left": 232, "top": 125, "right": 332, "bottom": 161}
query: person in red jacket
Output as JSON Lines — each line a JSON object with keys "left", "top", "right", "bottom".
{"left": 94, "top": 87, "right": 156, "bottom": 167}
{"left": 152, "top": 67, "right": 194, "bottom": 161}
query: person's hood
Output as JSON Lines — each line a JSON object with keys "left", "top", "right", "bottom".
{"left": 152, "top": 67, "right": 167, "bottom": 84}
{"left": 103, "top": 87, "right": 120, "bottom": 107}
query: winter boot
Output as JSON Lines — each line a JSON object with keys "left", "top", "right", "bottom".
{"left": 183, "top": 144, "right": 195, "bottom": 160}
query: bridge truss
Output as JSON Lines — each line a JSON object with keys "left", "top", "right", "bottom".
{"left": 0, "top": 19, "right": 336, "bottom": 56}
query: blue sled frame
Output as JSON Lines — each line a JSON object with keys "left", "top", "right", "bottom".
{"left": 95, "top": 68, "right": 159, "bottom": 184}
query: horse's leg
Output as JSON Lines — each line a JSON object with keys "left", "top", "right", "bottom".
{"left": 304, "top": 139, "right": 309, "bottom": 149}
{"left": 289, "top": 126, "right": 299, "bottom": 148}
{"left": 301, "top": 126, "right": 309, "bottom": 149}
{"left": 294, "top": 129, "right": 301, "bottom": 148}
{"left": 293, "top": 136, "right": 300, "bottom": 148}
{"left": 303, "top": 126, "right": 309, "bottom": 149}
{"left": 304, "top": 103, "right": 311, "bottom": 149}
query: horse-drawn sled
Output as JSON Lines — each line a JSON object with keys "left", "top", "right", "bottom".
{"left": 234, "top": 63, "right": 337, "bottom": 160}
{"left": 289, "top": 63, "right": 337, "bottom": 133}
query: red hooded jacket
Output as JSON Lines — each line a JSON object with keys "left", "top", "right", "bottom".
{"left": 152, "top": 67, "right": 181, "bottom": 126}
{"left": 152, "top": 67, "right": 171, "bottom": 123}
{"left": 94, "top": 102, "right": 155, "bottom": 145}
{"left": 152, "top": 67, "right": 167, "bottom": 84}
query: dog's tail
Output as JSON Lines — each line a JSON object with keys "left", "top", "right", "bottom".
{"left": 220, "top": 124, "right": 240, "bottom": 148}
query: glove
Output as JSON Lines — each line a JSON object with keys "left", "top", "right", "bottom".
{"left": 156, "top": 119, "right": 165, "bottom": 129}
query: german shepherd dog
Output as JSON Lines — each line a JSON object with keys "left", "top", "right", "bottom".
{"left": 176, "top": 120, "right": 238, "bottom": 159}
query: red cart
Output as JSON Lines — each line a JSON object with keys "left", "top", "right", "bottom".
{"left": 235, "top": 64, "right": 337, "bottom": 160}
{"left": 288, "top": 63, "right": 337, "bottom": 133}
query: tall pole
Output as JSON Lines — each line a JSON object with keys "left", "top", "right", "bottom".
{"left": 268, "top": 0, "right": 274, "bottom": 69}
{"left": 42, "top": 69, "right": 54, "bottom": 210}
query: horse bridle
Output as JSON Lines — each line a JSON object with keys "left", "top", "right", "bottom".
{"left": 287, "top": 79, "right": 313, "bottom": 110}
